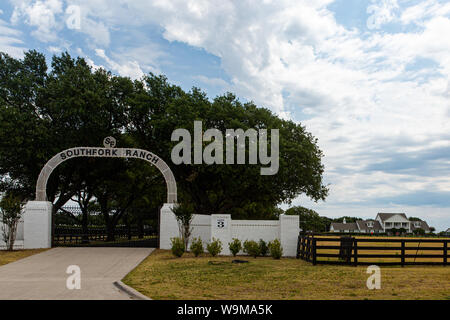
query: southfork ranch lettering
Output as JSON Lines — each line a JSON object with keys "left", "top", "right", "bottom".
{"left": 36, "top": 147, "right": 176, "bottom": 203}
{"left": 59, "top": 147, "right": 159, "bottom": 164}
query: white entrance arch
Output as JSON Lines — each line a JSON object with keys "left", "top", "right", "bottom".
{"left": 24, "top": 142, "right": 177, "bottom": 249}
{"left": 35, "top": 147, "right": 177, "bottom": 203}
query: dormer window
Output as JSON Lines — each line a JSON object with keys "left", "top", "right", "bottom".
{"left": 414, "top": 222, "right": 421, "bottom": 227}
{"left": 367, "top": 222, "right": 373, "bottom": 228}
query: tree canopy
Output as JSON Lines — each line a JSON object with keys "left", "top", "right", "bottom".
{"left": 0, "top": 50, "right": 328, "bottom": 224}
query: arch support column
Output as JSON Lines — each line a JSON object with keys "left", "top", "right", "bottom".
{"left": 159, "top": 203, "right": 178, "bottom": 250}
{"left": 23, "top": 201, "right": 52, "bottom": 249}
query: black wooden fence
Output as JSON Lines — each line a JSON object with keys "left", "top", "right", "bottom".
{"left": 297, "top": 234, "right": 449, "bottom": 266}
{"left": 54, "top": 225, "right": 157, "bottom": 247}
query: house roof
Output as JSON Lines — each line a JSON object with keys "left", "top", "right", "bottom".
{"left": 376, "top": 213, "right": 408, "bottom": 222}
{"left": 330, "top": 222, "right": 358, "bottom": 231}
{"left": 410, "top": 220, "right": 430, "bottom": 231}
{"left": 356, "top": 220, "right": 383, "bottom": 231}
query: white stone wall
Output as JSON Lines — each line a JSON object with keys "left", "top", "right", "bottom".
{"left": 159, "top": 205, "right": 300, "bottom": 257}
{"left": 231, "top": 220, "right": 280, "bottom": 244}
{"left": 191, "top": 213, "right": 211, "bottom": 244}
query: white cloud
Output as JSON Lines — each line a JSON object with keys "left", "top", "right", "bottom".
{"left": 0, "top": 18, "right": 26, "bottom": 57}
{"left": 95, "top": 48, "right": 144, "bottom": 79}
{"left": 11, "top": 0, "right": 64, "bottom": 42}
{"left": 76, "top": 11, "right": 110, "bottom": 47}
{"left": 117, "top": 0, "right": 449, "bottom": 224}
{"left": 193, "top": 75, "right": 229, "bottom": 88}
{"left": 400, "top": 0, "right": 450, "bottom": 26}
{"left": 366, "top": 0, "right": 399, "bottom": 29}
{"left": 9, "top": 0, "right": 110, "bottom": 46}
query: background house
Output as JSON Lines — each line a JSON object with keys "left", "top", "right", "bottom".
{"left": 329, "top": 218, "right": 359, "bottom": 233}
{"left": 330, "top": 213, "right": 431, "bottom": 234}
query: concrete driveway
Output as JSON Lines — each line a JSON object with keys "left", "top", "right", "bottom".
{"left": 0, "top": 247, "right": 153, "bottom": 300}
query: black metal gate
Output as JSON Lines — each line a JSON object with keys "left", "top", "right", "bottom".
{"left": 53, "top": 206, "right": 158, "bottom": 248}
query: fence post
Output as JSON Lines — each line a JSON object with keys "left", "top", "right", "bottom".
{"left": 312, "top": 238, "right": 317, "bottom": 266}
{"left": 300, "top": 237, "right": 304, "bottom": 259}
{"left": 401, "top": 240, "right": 405, "bottom": 267}
{"left": 302, "top": 236, "right": 306, "bottom": 260}
{"left": 306, "top": 237, "right": 310, "bottom": 262}
{"left": 444, "top": 241, "right": 447, "bottom": 266}
{"left": 296, "top": 234, "right": 301, "bottom": 259}
{"left": 353, "top": 238, "right": 358, "bottom": 267}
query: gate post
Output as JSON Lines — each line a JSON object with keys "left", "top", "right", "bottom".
{"left": 159, "top": 203, "right": 178, "bottom": 250}
{"left": 24, "top": 201, "right": 52, "bottom": 249}
{"left": 279, "top": 214, "right": 300, "bottom": 257}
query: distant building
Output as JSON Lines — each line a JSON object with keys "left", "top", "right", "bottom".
{"left": 329, "top": 213, "right": 431, "bottom": 234}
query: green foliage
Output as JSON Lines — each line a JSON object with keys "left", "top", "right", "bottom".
{"left": 268, "top": 239, "right": 283, "bottom": 259}
{"left": 390, "top": 228, "right": 399, "bottom": 235}
{"left": 173, "top": 202, "right": 195, "bottom": 250}
{"left": 243, "top": 240, "right": 260, "bottom": 258}
{"left": 258, "top": 239, "right": 268, "bottom": 256}
{"left": 332, "top": 216, "right": 361, "bottom": 224}
{"left": 206, "top": 238, "right": 222, "bottom": 257}
{"left": 285, "top": 207, "right": 367, "bottom": 233}
{"left": 0, "top": 194, "right": 24, "bottom": 251}
{"left": 285, "top": 206, "right": 329, "bottom": 232}
{"left": 189, "top": 237, "right": 204, "bottom": 257}
{"left": 170, "top": 237, "right": 185, "bottom": 257}
{"left": 228, "top": 238, "right": 242, "bottom": 257}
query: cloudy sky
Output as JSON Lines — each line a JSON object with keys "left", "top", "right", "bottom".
{"left": 1, "top": 0, "right": 449, "bottom": 231}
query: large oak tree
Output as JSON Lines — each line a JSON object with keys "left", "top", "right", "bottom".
{"left": 0, "top": 50, "right": 328, "bottom": 223}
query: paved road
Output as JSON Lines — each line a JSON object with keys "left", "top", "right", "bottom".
{"left": 0, "top": 247, "right": 153, "bottom": 300}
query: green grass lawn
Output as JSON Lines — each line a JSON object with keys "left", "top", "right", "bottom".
{"left": 315, "top": 236, "right": 450, "bottom": 263}
{"left": 123, "top": 250, "right": 450, "bottom": 300}
{"left": 0, "top": 249, "right": 48, "bottom": 267}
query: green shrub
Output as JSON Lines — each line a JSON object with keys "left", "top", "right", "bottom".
{"left": 268, "top": 239, "right": 283, "bottom": 259}
{"left": 228, "top": 238, "right": 242, "bottom": 257}
{"left": 207, "top": 238, "right": 223, "bottom": 257}
{"left": 170, "top": 237, "right": 185, "bottom": 257}
{"left": 243, "top": 240, "right": 260, "bottom": 258}
{"left": 190, "top": 237, "right": 204, "bottom": 257}
{"left": 172, "top": 202, "right": 195, "bottom": 250}
{"left": 259, "top": 239, "right": 268, "bottom": 256}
